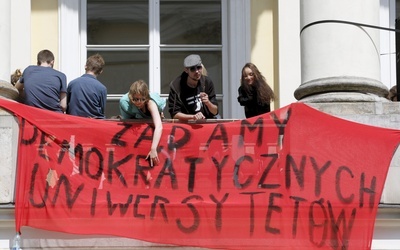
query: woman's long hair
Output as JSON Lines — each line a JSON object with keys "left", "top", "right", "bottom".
{"left": 240, "top": 63, "right": 275, "bottom": 104}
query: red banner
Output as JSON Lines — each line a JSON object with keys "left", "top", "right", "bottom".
{"left": 0, "top": 98, "right": 399, "bottom": 249}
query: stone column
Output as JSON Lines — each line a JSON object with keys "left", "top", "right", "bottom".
{"left": 295, "top": 0, "right": 388, "bottom": 102}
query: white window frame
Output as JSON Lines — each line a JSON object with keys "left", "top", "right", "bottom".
{"left": 59, "top": 0, "right": 86, "bottom": 82}
{"left": 379, "top": 0, "right": 396, "bottom": 90}
{"left": 59, "top": 0, "right": 250, "bottom": 119}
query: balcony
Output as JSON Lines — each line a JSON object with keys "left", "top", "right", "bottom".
{"left": 1, "top": 101, "right": 400, "bottom": 249}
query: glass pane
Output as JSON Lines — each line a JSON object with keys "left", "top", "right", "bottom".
{"left": 160, "top": 0, "right": 221, "bottom": 44}
{"left": 88, "top": 51, "right": 149, "bottom": 94}
{"left": 105, "top": 99, "right": 121, "bottom": 119}
{"left": 160, "top": 51, "right": 222, "bottom": 94}
{"left": 87, "top": 0, "right": 148, "bottom": 45}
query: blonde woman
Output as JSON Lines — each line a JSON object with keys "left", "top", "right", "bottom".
{"left": 119, "top": 80, "right": 165, "bottom": 166}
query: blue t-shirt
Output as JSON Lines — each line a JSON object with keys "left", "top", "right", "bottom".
{"left": 20, "top": 65, "right": 67, "bottom": 113}
{"left": 67, "top": 74, "right": 107, "bottom": 119}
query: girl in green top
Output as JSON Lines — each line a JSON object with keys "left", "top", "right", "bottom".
{"left": 119, "top": 80, "right": 165, "bottom": 167}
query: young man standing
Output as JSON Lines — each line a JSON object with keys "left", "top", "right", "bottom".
{"left": 66, "top": 54, "right": 107, "bottom": 119}
{"left": 167, "top": 54, "right": 219, "bottom": 121}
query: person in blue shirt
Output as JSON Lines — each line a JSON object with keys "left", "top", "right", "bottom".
{"left": 15, "top": 49, "right": 67, "bottom": 113}
{"left": 67, "top": 54, "right": 107, "bottom": 118}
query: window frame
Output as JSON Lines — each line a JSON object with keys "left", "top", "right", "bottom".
{"left": 59, "top": 0, "right": 251, "bottom": 119}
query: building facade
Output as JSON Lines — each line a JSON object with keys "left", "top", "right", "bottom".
{"left": 0, "top": 0, "right": 400, "bottom": 249}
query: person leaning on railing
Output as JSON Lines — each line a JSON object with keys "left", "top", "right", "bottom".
{"left": 237, "top": 62, "right": 275, "bottom": 118}
{"left": 167, "top": 54, "right": 219, "bottom": 121}
{"left": 119, "top": 80, "right": 165, "bottom": 167}
{"left": 15, "top": 49, "right": 67, "bottom": 113}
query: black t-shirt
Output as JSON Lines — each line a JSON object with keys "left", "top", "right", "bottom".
{"left": 180, "top": 83, "right": 203, "bottom": 114}
{"left": 168, "top": 72, "right": 218, "bottom": 119}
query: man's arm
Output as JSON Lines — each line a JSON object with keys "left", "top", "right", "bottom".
{"left": 168, "top": 87, "right": 183, "bottom": 118}
{"left": 204, "top": 98, "right": 218, "bottom": 115}
{"left": 14, "top": 82, "right": 25, "bottom": 101}
{"left": 60, "top": 92, "right": 67, "bottom": 113}
{"left": 200, "top": 92, "right": 218, "bottom": 115}
{"left": 203, "top": 78, "right": 219, "bottom": 116}
{"left": 100, "top": 88, "right": 107, "bottom": 116}
{"left": 14, "top": 82, "right": 23, "bottom": 93}
{"left": 173, "top": 111, "right": 205, "bottom": 121}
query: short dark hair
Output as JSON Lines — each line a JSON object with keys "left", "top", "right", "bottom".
{"left": 86, "top": 54, "right": 105, "bottom": 75}
{"left": 37, "top": 49, "right": 54, "bottom": 65}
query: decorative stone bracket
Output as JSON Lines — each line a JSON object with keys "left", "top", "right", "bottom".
{"left": 0, "top": 80, "right": 19, "bottom": 100}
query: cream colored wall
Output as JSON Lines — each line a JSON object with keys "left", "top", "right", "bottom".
{"left": 250, "top": 0, "right": 278, "bottom": 108}
{"left": 31, "top": 0, "right": 59, "bottom": 68}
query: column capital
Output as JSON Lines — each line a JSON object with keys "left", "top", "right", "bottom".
{"left": 296, "top": 0, "right": 388, "bottom": 102}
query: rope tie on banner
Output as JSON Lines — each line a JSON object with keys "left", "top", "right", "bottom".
{"left": 300, "top": 19, "right": 400, "bottom": 35}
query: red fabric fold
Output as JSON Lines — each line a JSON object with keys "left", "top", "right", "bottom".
{"left": 0, "top": 98, "right": 398, "bottom": 249}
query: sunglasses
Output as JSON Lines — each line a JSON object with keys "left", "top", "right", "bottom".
{"left": 189, "top": 65, "right": 202, "bottom": 72}
{"left": 131, "top": 97, "right": 147, "bottom": 102}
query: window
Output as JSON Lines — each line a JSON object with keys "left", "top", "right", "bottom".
{"left": 86, "top": 0, "right": 223, "bottom": 118}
